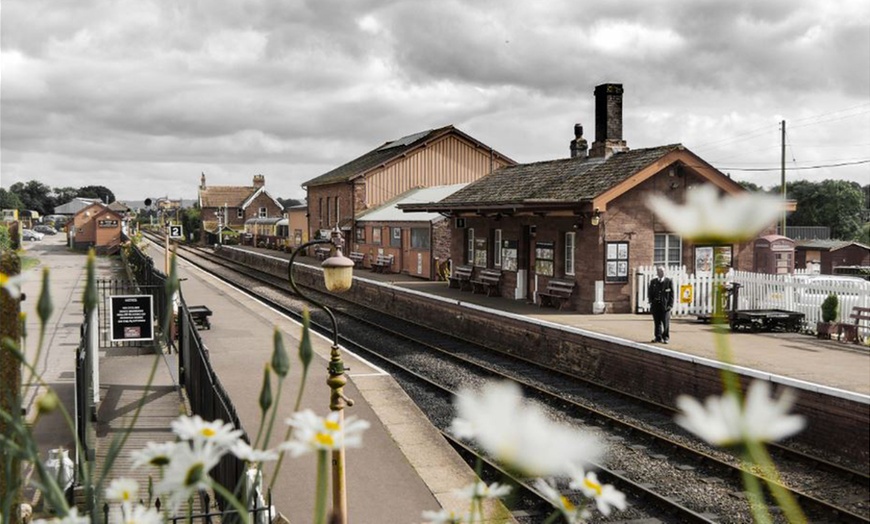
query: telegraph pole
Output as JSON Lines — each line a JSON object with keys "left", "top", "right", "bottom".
{"left": 781, "top": 120, "right": 787, "bottom": 237}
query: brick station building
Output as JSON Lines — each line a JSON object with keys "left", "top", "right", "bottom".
{"left": 401, "top": 84, "right": 774, "bottom": 313}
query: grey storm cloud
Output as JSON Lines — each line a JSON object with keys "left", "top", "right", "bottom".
{"left": 1, "top": 0, "right": 868, "bottom": 200}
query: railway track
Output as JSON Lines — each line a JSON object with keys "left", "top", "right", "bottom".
{"left": 145, "top": 235, "right": 870, "bottom": 523}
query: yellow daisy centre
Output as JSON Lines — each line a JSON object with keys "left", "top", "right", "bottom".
{"left": 122, "top": 490, "right": 131, "bottom": 501}
{"left": 201, "top": 427, "right": 216, "bottom": 438}
{"left": 324, "top": 420, "right": 340, "bottom": 432}
{"left": 315, "top": 432, "right": 334, "bottom": 447}
{"left": 560, "top": 495, "right": 575, "bottom": 511}
{"left": 0, "top": 274, "right": 8, "bottom": 285}
{"left": 583, "top": 477, "right": 603, "bottom": 496}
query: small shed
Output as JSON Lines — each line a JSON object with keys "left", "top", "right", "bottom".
{"left": 753, "top": 235, "right": 795, "bottom": 274}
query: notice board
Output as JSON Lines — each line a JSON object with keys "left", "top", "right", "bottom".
{"left": 109, "top": 295, "right": 154, "bottom": 342}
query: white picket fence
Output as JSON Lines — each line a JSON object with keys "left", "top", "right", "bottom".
{"left": 635, "top": 266, "right": 870, "bottom": 327}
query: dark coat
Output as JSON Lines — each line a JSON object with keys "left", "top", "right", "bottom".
{"left": 648, "top": 277, "right": 674, "bottom": 310}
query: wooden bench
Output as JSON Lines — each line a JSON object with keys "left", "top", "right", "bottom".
{"left": 448, "top": 265, "right": 474, "bottom": 291}
{"left": 837, "top": 306, "right": 870, "bottom": 343}
{"left": 349, "top": 252, "right": 365, "bottom": 268}
{"left": 314, "top": 246, "right": 331, "bottom": 261}
{"left": 537, "top": 278, "right": 576, "bottom": 310}
{"left": 471, "top": 269, "right": 502, "bottom": 297}
{"left": 188, "top": 305, "right": 213, "bottom": 330}
{"left": 371, "top": 254, "right": 394, "bottom": 273}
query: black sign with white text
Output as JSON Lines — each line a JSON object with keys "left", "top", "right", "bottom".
{"left": 109, "top": 295, "right": 154, "bottom": 342}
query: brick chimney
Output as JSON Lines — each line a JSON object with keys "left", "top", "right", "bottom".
{"left": 253, "top": 174, "right": 265, "bottom": 188}
{"left": 589, "top": 83, "right": 629, "bottom": 159}
{"left": 200, "top": 172, "right": 206, "bottom": 189}
{"left": 570, "top": 123, "right": 588, "bottom": 158}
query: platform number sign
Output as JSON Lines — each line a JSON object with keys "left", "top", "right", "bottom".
{"left": 169, "top": 225, "right": 183, "bottom": 239}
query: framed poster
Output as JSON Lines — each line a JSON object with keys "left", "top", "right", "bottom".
{"left": 695, "top": 246, "right": 714, "bottom": 275}
{"left": 535, "top": 241, "right": 555, "bottom": 276}
{"left": 502, "top": 240, "right": 518, "bottom": 272}
{"left": 605, "top": 241, "right": 629, "bottom": 283}
{"left": 474, "top": 237, "right": 488, "bottom": 267}
{"left": 109, "top": 295, "right": 154, "bottom": 342}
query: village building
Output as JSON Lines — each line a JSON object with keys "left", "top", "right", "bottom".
{"left": 54, "top": 197, "right": 101, "bottom": 216}
{"left": 198, "top": 173, "right": 284, "bottom": 244}
{"left": 794, "top": 239, "right": 870, "bottom": 275}
{"left": 70, "top": 202, "right": 124, "bottom": 254}
{"left": 286, "top": 203, "right": 309, "bottom": 248}
{"left": 352, "top": 184, "right": 466, "bottom": 278}
{"left": 401, "top": 83, "right": 781, "bottom": 314}
{"left": 301, "top": 125, "right": 514, "bottom": 247}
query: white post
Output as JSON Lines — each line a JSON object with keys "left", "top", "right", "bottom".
{"left": 593, "top": 281, "right": 606, "bottom": 314}
{"left": 89, "top": 307, "right": 100, "bottom": 403}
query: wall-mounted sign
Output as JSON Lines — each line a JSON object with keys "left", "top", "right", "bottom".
{"left": 109, "top": 295, "right": 154, "bottom": 342}
{"left": 98, "top": 219, "right": 119, "bottom": 228}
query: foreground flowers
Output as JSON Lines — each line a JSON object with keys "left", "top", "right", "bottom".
{"left": 450, "top": 381, "right": 603, "bottom": 477}
{"left": 675, "top": 380, "right": 805, "bottom": 446}
{"left": 281, "top": 409, "right": 370, "bottom": 457}
{"left": 647, "top": 184, "right": 784, "bottom": 243}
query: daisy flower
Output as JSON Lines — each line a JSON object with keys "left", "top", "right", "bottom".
{"left": 0, "top": 272, "right": 25, "bottom": 299}
{"left": 33, "top": 508, "right": 91, "bottom": 524}
{"left": 281, "top": 410, "right": 370, "bottom": 457}
{"left": 230, "top": 441, "right": 278, "bottom": 463}
{"left": 154, "top": 442, "right": 221, "bottom": 512}
{"left": 533, "top": 479, "right": 589, "bottom": 524}
{"left": 568, "top": 468, "right": 627, "bottom": 517}
{"left": 450, "top": 381, "right": 603, "bottom": 477}
{"left": 105, "top": 478, "right": 138, "bottom": 504}
{"left": 454, "top": 480, "right": 512, "bottom": 501}
{"left": 171, "top": 415, "right": 243, "bottom": 451}
{"left": 131, "top": 442, "right": 177, "bottom": 468}
{"left": 675, "top": 380, "right": 805, "bottom": 446}
{"left": 647, "top": 184, "right": 784, "bottom": 243}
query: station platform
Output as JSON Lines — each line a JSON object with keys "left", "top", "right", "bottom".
{"left": 232, "top": 243, "right": 870, "bottom": 398}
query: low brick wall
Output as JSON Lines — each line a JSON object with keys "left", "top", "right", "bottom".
{"left": 219, "top": 246, "right": 870, "bottom": 468}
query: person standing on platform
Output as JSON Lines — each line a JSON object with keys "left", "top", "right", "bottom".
{"left": 648, "top": 266, "right": 674, "bottom": 343}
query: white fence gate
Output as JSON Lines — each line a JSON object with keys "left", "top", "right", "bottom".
{"left": 635, "top": 266, "right": 870, "bottom": 328}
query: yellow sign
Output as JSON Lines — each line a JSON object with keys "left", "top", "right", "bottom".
{"left": 680, "top": 284, "right": 694, "bottom": 304}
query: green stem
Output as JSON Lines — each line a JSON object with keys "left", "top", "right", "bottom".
{"left": 267, "top": 366, "right": 309, "bottom": 492}
{"left": 712, "top": 284, "right": 742, "bottom": 398}
{"left": 260, "top": 376, "right": 285, "bottom": 452}
{"left": 747, "top": 441, "right": 807, "bottom": 523}
{"left": 314, "top": 450, "right": 329, "bottom": 524}
{"left": 541, "top": 510, "right": 561, "bottom": 524}
{"left": 740, "top": 458, "right": 773, "bottom": 524}
{"left": 211, "top": 479, "right": 251, "bottom": 524}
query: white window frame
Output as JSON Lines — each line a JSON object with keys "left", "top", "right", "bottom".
{"left": 236, "top": 208, "right": 243, "bottom": 219}
{"left": 654, "top": 233, "right": 682, "bottom": 267}
{"left": 259, "top": 207, "right": 267, "bottom": 218}
{"left": 494, "top": 229, "right": 502, "bottom": 267}
{"left": 565, "top": 232, "right": 575, "bottom": 276}
{"left": 467, "top": 228, "right": 474, "bottom": 265}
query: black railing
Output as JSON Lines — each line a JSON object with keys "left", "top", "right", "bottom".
{"left": 124, "top": 241, "right": 250, "bottom": 515}
{"left": 74, "top": 317, "right": 93, "bottom": 482}
{"left": 102, "top": 490, "right": 273, "bottom": 524}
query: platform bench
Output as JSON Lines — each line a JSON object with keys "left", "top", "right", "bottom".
{"left": 188, "top": 305, "right": 212, "bottom": 330}
{"left": 314, "top": 246, "right": 331, "bottom": 261}
{"left": 537, "top": 279, "right": 576, "bottom": 310}
{"left": 837, "top": 306, "right": 870, "bottom": 343}
{"left": 349, "top": 252, "right": 365, "bottom": 268}
{"left": 448, "top": 265, "right": 474, "bottom": 291}
{"left": 371, "top": 254, "right": 394, "bottom": 273}
{"left": 471, "top": 269, "right": 503, "bottom": 297}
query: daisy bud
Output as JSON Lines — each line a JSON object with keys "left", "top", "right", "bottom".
{"left": 37, "top": 267, "right": 53, "bottom": 325}
{"left": 271, "top": 327, "right": 290, "bottom": 377}
{"left": 299, "top": 309, "right": 313, "bottom": 370}
{"left": 259, "top": 364, "right": 273, "bottom": 413}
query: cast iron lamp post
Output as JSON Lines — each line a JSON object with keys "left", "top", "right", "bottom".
{"left": 287, "top": 226, "right": 354, "bottom": 523}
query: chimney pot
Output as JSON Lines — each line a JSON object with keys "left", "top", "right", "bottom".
{"left": 570, "top": 123, "right": 588, "bottom": 159}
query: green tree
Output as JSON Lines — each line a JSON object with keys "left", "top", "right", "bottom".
{"left": 9, "top": 181, "right": 55, "bottom": 215}
{"left": 52, "top": 186, "right": 80, "bottom": 205}
{"left": 77, "top": 185, "right": 115, "bottom": 204}
{"left": 737, "top": 180, "right": 766, "bottom": 193}
{"left": 0, "top": 189, "right": 24, "bottom": 210}
{"left": 180, "top": 207, "right": 202, "bottom": 242}
{"left": 773, "top": 179, "right": 865, "bottom": 240}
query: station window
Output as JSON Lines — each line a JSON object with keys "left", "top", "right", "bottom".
{"left": 411, "top": 228, "right": 429, "bottom": 249}
{"left": 493, "top": 229, "right": 502, "bottom": 267}
{"left": 372, "top": 227, "right": 382, "bottom": 245}
{"left": 467, "top": 228, "right": 474, "bottom": 264}
{"left": 654, "top": 234, "right": 681, "bottom": 267}
{"left": 565, "top": 232, "right": 575, "bottom": 276}
{"left": 390, "top": 227, "right": 402, "bottom": 247}
{"left": 355, "top": 227, "right": 365, "bottom": 242}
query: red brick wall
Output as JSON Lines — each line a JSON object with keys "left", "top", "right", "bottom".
{"left": 307, "top": 183, "right": 354, "bottom": 238}
{"left": 823, "top": 245, "right": 870, "bottom": 273}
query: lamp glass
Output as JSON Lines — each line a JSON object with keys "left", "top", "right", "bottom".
{"left": 590, "top": 215, "right": 600, "bottom": 226}
{"left": 322, "top": 254, "right": 354, "bottom": 292}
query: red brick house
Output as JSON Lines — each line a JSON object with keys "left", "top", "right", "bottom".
{"left": 301, "top": 126, "right": 514, "bottom": 243}
{"left": 71, "top": 202, "right": 124, "bottom": 254}
{"left": 198, "top": 174, "right": 284, "bottom": 244}
{"left": 795, "top": 240, "right": 870, "bottom": 274}
{"left": 401, "top": 84, "right": 776, "bottom": 313}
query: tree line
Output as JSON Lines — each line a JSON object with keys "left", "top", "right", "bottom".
{"left": 0, "top": 181, "right": 115, "bottom": 217}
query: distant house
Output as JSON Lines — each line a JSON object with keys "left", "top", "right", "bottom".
{"left": 353, "top": 184, "right": 467, "bottom": 279}
{"left": 795, "top": 240, "right": 870, "bottom": 274}
{"left": 401, "top": 84, "right": 780, "bottom": 313}
{"left": 70, "top": 202, "right": 124, "bottom": 254}
{"left": 197, "top": 173, "right": 284, "bottom": 244}
{"left": 301, "top": 125, "right": 514, "bottom": 244}
{"left": 286, "top": 203, "right": 308, "bottom": 248}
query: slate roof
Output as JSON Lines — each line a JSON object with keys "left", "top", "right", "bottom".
{"left": 199, "top": 186, "right": 257, "bottom": 208}
{"left": 795, "top": 240, "right": 870, "bottom": 251}
{"left": 302, "top": 125, "right": 513, "bottom": 188}
{"left": 438, "top": 144, "right": 682, "bottom": 206}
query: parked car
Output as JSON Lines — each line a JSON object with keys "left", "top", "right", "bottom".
{"left": 34, "top": 224, "right": 58, "bottom": 235}
{"left": 22, "top": 229, "right": 44, "bottom": 241}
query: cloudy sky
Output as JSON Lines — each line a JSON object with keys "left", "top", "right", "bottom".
{"left": 2, "top": 0, "right": 868, "bottom": 202}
